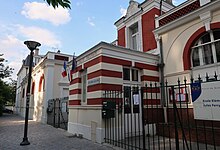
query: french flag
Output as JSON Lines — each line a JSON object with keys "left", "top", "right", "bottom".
{"left": 70, "top": 54, "right": 77, "bottom": 81}
{"left": 71, "top": 54, "right": 76, "bottom": 72}
{"left": 62, "top": 61, "right": 67, "bottom": 77}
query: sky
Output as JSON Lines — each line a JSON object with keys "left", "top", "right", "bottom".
{"left": 0, "top": 0, "right": 186, "bottom": 80}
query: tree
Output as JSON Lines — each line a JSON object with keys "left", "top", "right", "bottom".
{"left": 0, "top": 80, "right": 17, "bottom": 116}
{"left": 0, "top": 62, "right": 13, "bottom": 79}
{"left": 45, "top": 0, "right": 71, "bottom": 9}
{"left": 0, "top": 54, "right": 13, "bottom": 79}
{"left": 7, "top": 79, "right": 17, "bottom": 105}
{"left": 0, "top": 55, "right": 16, "bottom": 116}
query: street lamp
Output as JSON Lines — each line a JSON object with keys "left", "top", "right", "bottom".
{"left": 20, "top": 41, "right": 41, "bottom": 146}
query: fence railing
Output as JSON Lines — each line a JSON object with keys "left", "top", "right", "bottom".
{"left": 47, "top": 97, "right": 68, "bottom": 130}
{"left": 103, "top": 73, "right": 220, "bottom": 150}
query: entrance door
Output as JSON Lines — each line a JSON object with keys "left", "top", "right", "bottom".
{"left": 123, "top": 85, "right": 142, "bottom": 138}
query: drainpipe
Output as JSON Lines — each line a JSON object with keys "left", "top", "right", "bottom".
{"left": 158, "top": 37, "right": 167, "bottom": 123}
{"left": 160, "top": 0, "right": 163, "bottom": 16}
{"left": 158, "top": 0, "right": 167, "bottom": 123}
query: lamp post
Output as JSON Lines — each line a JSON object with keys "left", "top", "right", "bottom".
{"left": 20, "top": 41, "right": 41, "bottom": 146}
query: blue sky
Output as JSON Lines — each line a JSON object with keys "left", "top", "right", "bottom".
{"left": 0, "top": 0, "right": 186, "bottom": 80}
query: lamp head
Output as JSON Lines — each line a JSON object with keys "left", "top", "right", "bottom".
{"left": 24, "top": 41, "right": 41, "bottom": 51}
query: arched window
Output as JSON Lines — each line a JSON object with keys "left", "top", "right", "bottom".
{"left": 31, "top": 81, "right": 35, "bottom": 94}
{"left": 191, "top": 29, "right": 220, "bottom": 67}
{"left": 38, "top": 75, "right": 44, "bottom": 92}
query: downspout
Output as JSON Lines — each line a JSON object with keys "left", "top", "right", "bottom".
{"left": 160, "top": 0, "right": 163, "bottom": 16}
{"left": 159, "top": 0, "right": 167, "bottom": 123}
{"left": 159, "top": 37, "right": 167, "bottom": 123}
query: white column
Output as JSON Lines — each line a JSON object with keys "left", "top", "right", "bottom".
{"left": 138, "top": 17, "right": 143, "bottom": 52}
{"left": 125, "top": 27, "right": 128, "bottom": 49}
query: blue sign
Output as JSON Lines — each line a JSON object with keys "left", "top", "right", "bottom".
{"left": 191, "top": 82, "right": 201, "bottom": 102}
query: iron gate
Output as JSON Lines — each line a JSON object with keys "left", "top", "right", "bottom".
{"left": 103, "top": 73, "right": 220, "bottom": 150}
{"left": 47, "top": 97, "right": 68, "bottom": 130}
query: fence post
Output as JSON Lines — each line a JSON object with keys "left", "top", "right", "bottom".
{"left": 58, "top": 99, "right": 61, "bottom": 128}
{"left": 171, "top": 86, "right": 179, "bottom": 150}
{"left": 53, "top": 99, "right": 56, "bottom": 127}
{"left": 141, "top": 87, "right": 146, "bottom": 150}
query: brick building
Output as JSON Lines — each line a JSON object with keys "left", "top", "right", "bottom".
{"left": 68, "top": 0, "right": 173, "bottom": 143}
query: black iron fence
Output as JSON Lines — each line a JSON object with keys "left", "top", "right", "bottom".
{"left": 103, "top": 73, "right": 220, "bottom": 150}
{"left": 47, "top": 97, "right": 68, "bottom": 130}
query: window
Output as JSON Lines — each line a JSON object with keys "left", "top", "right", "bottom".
{"left": 123, "top": 68, "right": 139, "bottom": 82}
{"left": 191, "top": 29, "right": 220, "bottom": 67}
{"left": 132, "top": 69, "right": 138, "bottom": 81}
{"left": 123, "top": 86, "right": 140, "bottom": 114}
{"left": 81, "top": 69, "right": 87, "bottom": 103}
{"left": 31, "top": 82, "right": 35, "bottom": 95}
{"left": 22, "top": 88, "right": 25, "bottom": 98}
{"left": 192, "top": 48, "right": 200, "bottom": 67}
{"left": 215, "top": 41, "right": 220, "bottom": 62}
{"left": 123, "top": 68, "right": 130, "bottom": 80}
{"left": 213, "top": 30, "right": 220, "bottom": 40}
{"left": 129, "top": 23, "right": 140, "bottom": 51}
{"left": 38, "top": 75, "right": 44, "bottom": 92}
{"left": 123, "top": 68, "right": 141, "bottom": 114}
{"left": 202, "top": 44, "right": 213, "bottom": 65}
{"left": 132, "top": 27, "right": 138, "bottom": 50}
{"left": 124, "top": 86, "right": 131, "bottom": 113}
{"left": 201, "top": 33, "right": 210, "bottom": 43}
{"left": 214, "top": 30, "right": 220, "bottom": 62}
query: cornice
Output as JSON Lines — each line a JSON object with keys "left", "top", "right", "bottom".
{"left": 76, "top": 41, "right": 159, "bottom": 66}
{"left": 154, "top": 0, "right": 220, "bottom": 35}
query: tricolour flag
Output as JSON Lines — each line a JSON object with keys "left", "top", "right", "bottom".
{"left": 62, "top": 61, "right": 67, "bottom": 77}
{"left": 71, "top": 53, "right": 77, "bottom": 71}
{"left": 70, "top": 53, "right": 77, "bottom": 81}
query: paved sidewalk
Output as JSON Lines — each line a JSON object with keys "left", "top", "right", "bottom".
{"left": 0, "top": 114, "right": 114, "bottom": 150}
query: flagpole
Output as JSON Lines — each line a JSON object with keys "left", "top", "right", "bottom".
{"left": 70, "top": 53, "right": 76, "bottom": 82}
{"left": 67, "top": 66, "right": 70, "bottom": 82}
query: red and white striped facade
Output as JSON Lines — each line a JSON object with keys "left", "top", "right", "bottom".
{"left": 69, "top": 42, "right": 159, "bottom": 107}
{"left": 68, "top": 42, "right": 159, "bottom": 142}
{"left": 67, "top": 0, "right": 220, "bottom": 143}
{"left": 115, "top": 0, "right": 173, "bottom": 53}
{"left": 67, "top": 0, "right": 174, "bottom": 143}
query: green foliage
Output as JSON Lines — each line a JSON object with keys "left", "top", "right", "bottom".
{"left": 0, "top": 96, "right": 3, "bottom": 116}
{"left": 45, "top": 0, "right": 71, "bottom": 9}
{"left": 8, "top": 79, "right": 17, "bottom": 105}
{"left": 0, "top": 57, "right": 13, "bottom": 79}
{"left": 0, "top": 79, "right": 17, "bottom": 116}
{"left": 0, "top": 54, "right": 16, "bottom": 116}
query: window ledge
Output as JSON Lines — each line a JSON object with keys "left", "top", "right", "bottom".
{"left": 191, "top": 62, "right": 220, "bottom": 71}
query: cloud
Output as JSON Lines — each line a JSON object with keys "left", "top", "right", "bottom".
{"left": 0, "top": 24, "right": 62, "bottom": 80}
{"left": 87, "top": 17, "right": 95, "bottom": 27}
{"left": 0, "top": 35, "right": 27, "bottom": 58}
{"left": 120, "top": 7, "right": 127, "bottom": 17}
{"left": 17, "top": 25, "right": 61, "bottom": 47}
{"left": 21, "top": 2, "right": 71, "bottom": 26}
{"left": 0, "top": 35, "right": 28, "bottom": 80}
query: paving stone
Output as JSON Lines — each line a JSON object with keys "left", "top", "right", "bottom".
{"left": 0, "top": 114, "right": 115, "bottom": 150}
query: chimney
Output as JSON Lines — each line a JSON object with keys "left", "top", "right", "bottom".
{"left": 164, "top": 0, "right": 173, "bottom": 5}
{"left": 34, "top": 48, "right": 39, "bottom": 56}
